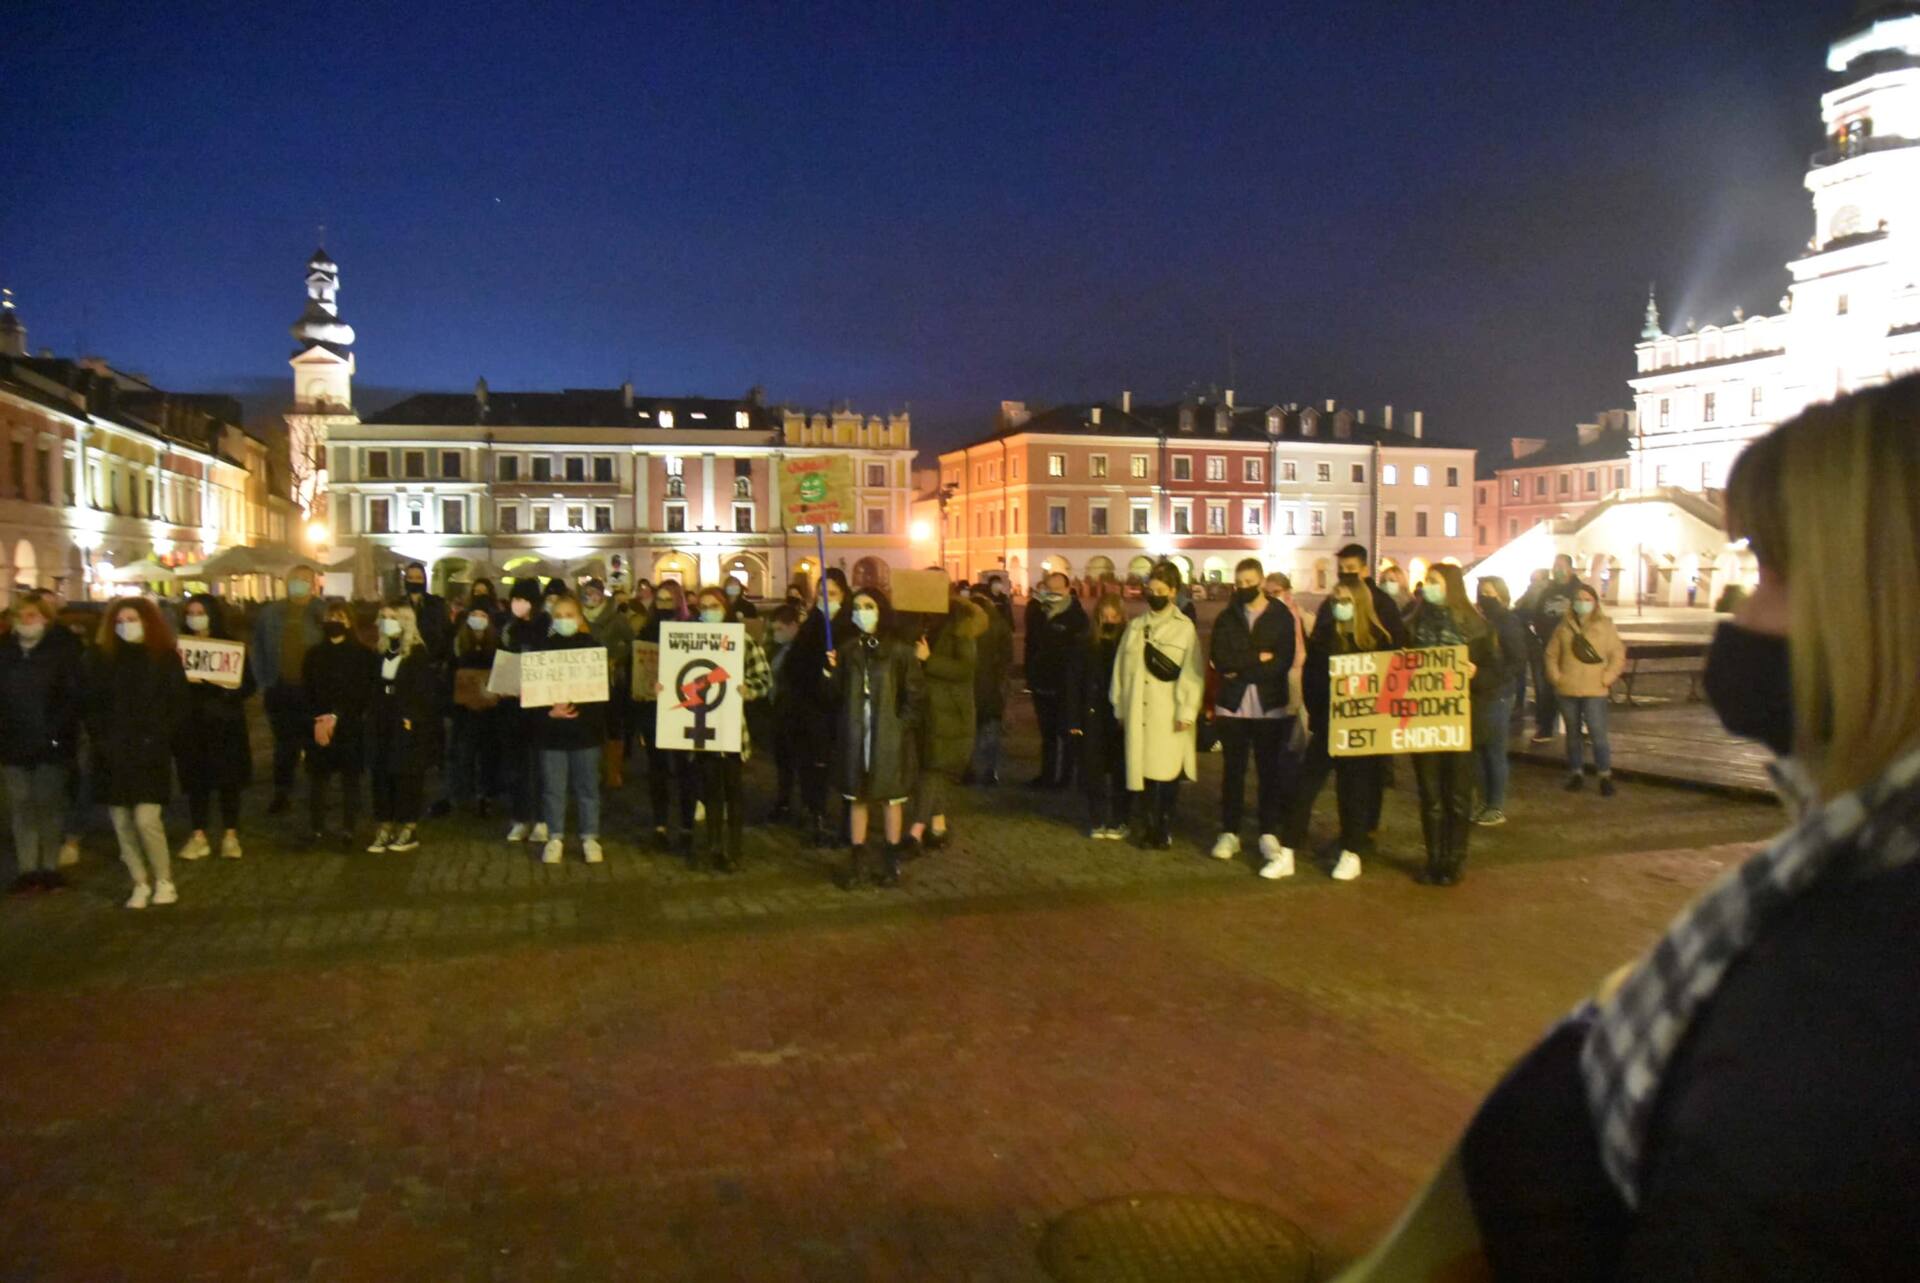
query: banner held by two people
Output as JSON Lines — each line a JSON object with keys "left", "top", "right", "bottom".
{"left": 1329, "top": 645, "right": 1472, "bottom": 757}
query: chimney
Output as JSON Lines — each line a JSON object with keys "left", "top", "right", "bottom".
{"left": 1510, "top": 437, "right": 1548, "bottom": 461}
{"left": 1575, "top": 419, "right": 1601, "bottom": 446}
{"left": 1324, "top": 398, "right": 1336, "bottom": 412}
{"left": 474, "top": 376, "right": 489, "bottom": 409}
{"left": 1000, "top": 400, "right": 1031, "bottom": 430}
{"left": 1121, "top": 389, "right": 1132, "bottom": 413}
{"left": 1357, "top": 409, "right": 1366, "bottom": 424}
{"left": 620, "top": 380, "right": 633, "bottom": 409}
{"left": 1090, "top": 405, "right": 1102, "bottom": 425}
{"left": 1224, "top": 388, "right": 1235, "bottom": 408}
{"left": 1411, "top": 409, "right": 1424, "bottom": 439}
{"left": 1178, "top": 405, "right": 1195, "bottom": 433}
{"left": 1383, "top": 404, "right": 1394, "bottom": 431}
{"left": 1214, "top": 405, "right": 1230, "bottom": 434}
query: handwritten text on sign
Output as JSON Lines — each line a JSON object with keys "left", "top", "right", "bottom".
{"left": 779, "top": 454, "right": 855, "bottom": 529}
{"left": 1329, "top": 645, "right": 1472, "bottom": 757}
{"left": 519, "top": 647, "right": 609, "bottom": 708}
{"left": 178, "top": 638, "right": 246, "bottom": 688}
{"left": 656, "top": 622, "right": 744, "bottom": 752}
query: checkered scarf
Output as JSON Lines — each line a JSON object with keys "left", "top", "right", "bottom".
{"left": 1580, "top": 743, "right": 1920, "bottom": 1209}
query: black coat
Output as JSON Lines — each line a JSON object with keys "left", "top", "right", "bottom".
{"left": 404, "top": 590, "right": 454, "bottom": 661}
{"left": 1314, "top": 581, "right": 1410, "bottom": 649}
{"left": 972, "top": 607, "right": 1014, "bottom": 720}
{"left": 303, "top": 637, "right": 377, "bottom": 772}
{"left": 1209, "top": 596, "right": 1299, "bottom": 715}
{"left": 0, "top": 626, "right": 84, "bottom": 767}
{"left": 830, "top": 633, "right": 924, "bottom": 800}
{"left": 1064, "top": 634, "right": 1123, "bottom": 757}
{"left": 176, "top": 646, "right": 257, "bottom": 792}
{"left": 369, "top": 645, "right": 441, "bottom": 775}
{"left": 789, "top": 603, "right": 852, "bottom": 737}
{"left": 533, "top": 631, "right": 609, "bottom": 751}
{"left": 1024, "top": 597, "right": 1089, "bottom": 696}
{"left": 1302, "top": 611, "right": 1396, "bottom": 727}
{"left": 1524, "top": 577, "right": 1585, "bottom": 645}
{"left": 1482, "top": 601, "right": 1533, "bottom": 693}
{"left": 83, "top": 645, "right": 188, "bottom": 805}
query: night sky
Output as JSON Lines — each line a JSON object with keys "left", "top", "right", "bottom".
{"left": 3, "top": 1, "right": 1854, "bottom": 453}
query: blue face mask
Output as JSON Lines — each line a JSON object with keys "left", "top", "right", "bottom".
{"left": 552, "top": 618, "right": 580, "bottom": 638}
{"left": 1422, "top": 583, "right": 1447, "bottom": 605}
{"left": 287, "top": 580, "right": 312, "bottom": 600}
{"left": 1573, "top": 599, "right": 1595, "bottom": 617}
{"left": 700, "top": 607, "right": 725, "bottom": 624}
{"left": 1332, "top": 601, "right": 1355, "bottom": 622}
{"left": 852, "top": 608, "right": 879, "bottom": 634}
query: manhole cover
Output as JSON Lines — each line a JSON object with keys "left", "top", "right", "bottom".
{"left": 1039, "top": 1193, "right": 1315, "bottom": 1282}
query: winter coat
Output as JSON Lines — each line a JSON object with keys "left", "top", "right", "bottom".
{"left": 403, "top": 590, "right": 454, "bottom": 661}
{"left": 0, "top": 625, "right": 84, "bottom": 767}
{"left": 533, "top": 631, "right": 611, "bottom": 751}
{"left": 250, "top": 596, "right": 327, "bottom": 690}
{"left": 1111, "top": 606, "right": 1203, "bottom": 789}
{"left": 1546, "top": 613, "right": 1627, "bottom": 699}
{"left": 1410, "top": 602, "right": 1507, "bottom": 709}
{"left": 584, "top": 599, "right": 635, "bottom": 691}
{"left": 175, "top": 645, "right": 257, "bottom": 792}
{"left": 788, "top": 602, "right": 852, "bottom": 736}
{"left": 830, "top": 632, "right": 924, "bottom": 800}
{"left": 972, "top": 606, "right": 1014, "bottom": 720}
{"left": 82, "top": 645, "right": 188, "bottom": 805}
{"left": 1209, "top": 594, "right": 1300, "bottom": 716}
{"left": 302, "top": 636, "right": 377, "bottom": 772}
{"left": 1314, "top": 581, "right": 1410, "bottom": 650}
{"left": 369, "top": 644, "right": 441, "bottom": 775}
{"left": 1481, "top": 600, "right": 1533, "bottom": 695}
{"left": 919, "top": 597, "right": 987, "bottom": 777}
{"left": 1302, "top": 611, "right": 1397, "bottom": 729}
{"left": 1066, "top": 633, "right": 1125, "bottom": 761}
{"left": 1024, "top": 596, "right": 1089, "bottom": 696}
{"left": 1525, "top": 576, "right": 1585, "bottom": 645}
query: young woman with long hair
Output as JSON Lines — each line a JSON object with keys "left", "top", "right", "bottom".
{"left": 908, "top": 589, "right": 987, "bottom": 854}
{"left": 681, "top": 585, "right": 771, "bottom": 872}
{"left": 498, "top": 576, "right": 550, "bottom": 844}
{"left": 1407, "top": 562, "right": 1503, "bottom": 886}
{"left": 535, "top": 594, "right": 608, "bottom": 865}
{"left": 634, "top": 578, "right": 697, "bottom": 851}
{"left": 1470, "top": 575, "right": 1533, "bottom": 826}
{"left": 1545, "top": 582, "right": 1627, "bottom": 797}
{"left": 83, "top": 597, "right": 188, "bottom": 908}
{"left": 173, "top": 593, "right": 256, "bottom": 862}
{"left": 1070, "top": 592, "right": 1131, "bottom": 840}
{"left": 829, "top": 587, "right": 924, "bottom": 888}
{"left": 303, "top": 599, "right": 375, "bottom": 846}
{"left": 790, "top": 567, "right": 853, "bottom": 848}
{"left": 1111, "top": 561, "right": 1204, "bottom": 849}
{"left": 448, "top": 601, "right": 503, "bottom": 815}
{"left": 366, "top": 602, "right": 437, "bottom": 853}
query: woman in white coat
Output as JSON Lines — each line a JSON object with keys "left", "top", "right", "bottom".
{"left": 1111, "top": 561, "right": 1205, "bottom": 849}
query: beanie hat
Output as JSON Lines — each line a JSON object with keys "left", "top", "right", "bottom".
{"left": 509, "top": 576, "right": 544, "bottom": 606}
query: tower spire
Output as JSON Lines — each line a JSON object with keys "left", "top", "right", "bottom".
{"left": 0, "top": 288, "right": 24, "bottom": 357}
{"left": 1640, "top": 282, "right": 1663, "bottom": 340}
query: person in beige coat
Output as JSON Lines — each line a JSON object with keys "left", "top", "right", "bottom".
{"left": 1111, "top": 562, "right": 1205, "bottom": 849}
{"left": 1544, "top": 583, "right": 1627, "bottom": 795}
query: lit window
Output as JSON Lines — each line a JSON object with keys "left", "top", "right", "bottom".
{"left": 1283, "top": 509, "right": 1297, "bottom": 535}
{"left": 1382, "top": 464, "right": 1398, "bottom": 485}
{"left": 1309, "top": 510, "right": 1324, "bottom": 536}
{"left": 1443, "top": 511, "right": 1460, "bottom": 538}
{"left": 1205, "top": 456, "right": 1225, "bottom": 482}
{"left": 1244, "top": 504, "right": 1263, "bottom": 535}
{"left": 665, "top": 455, "right": 683, "bottom": 477}
{"left": 1091, "top": 454, "right": 1108, "bottom": 479}
{"left": 534, "top": 505, "right": 552, "bottom": 532}
{"left": 734, "top": 410, "right": 750, "bottom": 428}
{"left": 1659, "top": 398, "right": 1670, "bottom": 429}
{"left": 1413, "top": 466, "right": 1430, "bottom": 486}
{"left": 1207, "top": 503, "right": 1226, "bottom": 534}
{"left": 1244, "top": 458, "right": 1262, "bottom": 483}
{"left": 1703, "top": 392, "right": 1717, "bottom": 423}
{"left": 1751, "top": 385, "right": 1763, "bottom": 416}
{"left": 1317, "top": 463, "right": 1331, "bottom": 482}
{"left": 690, "top": 411, "right": 707, "bottom": 421}
{"left": 1130, "top": 455, "right": 1148, "bottom": 479}
{"left": 1340, "top": 510, "right": 1356, "bottom": 537}
{"left": 658, "top": 409, "right": 676, "bottom": 428}
{"left": 1837, "top": 294, "right": 1849, "bottom": 316}
{"left": 1282, "top": 461, "right": 1297, "bottom": 482}
{"left": 1048, "top": 454, "right": 1066, "bottom": 478}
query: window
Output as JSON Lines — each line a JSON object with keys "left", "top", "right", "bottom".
{"left": 1703, "top": 392, "right": 1717, "bottom": 424}
{"left": 1585, "top": 469, "right": 1598, "bottom": 493}
{"left": 1130, "top": 502, "right": 1150, "bottom": 534}
{"left": 1244, "top": 503, "right": 1263, "bottom": 535}
{"left": 1413, "top": 465, "right": 1431, "bottom": 486}
{"left": 1837, "top": 294, "right": 1849, "bottom": 316}
{"left": 1309, "top": 509, "right": 1325, "bottom": 536}
{"left": 1614, "top": 467, "right": 1627, "bottom": 488}
{"left": 733, "top": 475, "right": 751, "bottom": 500}
{"left": 1172, "top": 502, "right": 1192, "bottom": 534}
{"left": 1049, "top": 503, "right": 1067, "bottom": 535}
{"left": 1244, "top": 458, "right": 1263, "bottom": 483}
{"left": 368, "top": 498, "right": 390, "bottom": 532}
{"left": 1207, "top": 503, "right": 1226, "bottom": 534}
{"left": 593, "top": 456, "right": 614, "bottom": 483}
{"left": 1340, "top": 509, "right": 1356, "bottom": 537}
{"left": 497, "top": 455, "right": 519, "bottom": 482}
{"left": 1535, "top": 475, "right": 1549, "bottom": 497}
{"left": 1205, "top": 456, "right": 1226, "bottom": 482}
{"left": 441, "top": 452, "right": 462, "bottom": 479}
{"left": 565, "top": 456, "right": 586, "bottom": 482}
{"left": 657, "top": 409, "right": 676, "bottom": 428}
{"left": 408, "top": 504, "right": 424, "bottom": 531}
{"left": 1382, "top": 464, "right": 1399, "bottom": 485}
{"left": 1415, "top": 511, "right": 1429, "bottom": 537}
{"left": 1655, "top": 465, "right": 1670, "bottom": 486}
{"left": 665, "top": 503, "right": 687, "bottom": 533}
{"left": 734, "top": 409, "right": 750, "bottom": 429}
{"left": 665, "top": 455, "right": 683, "bottom": 477}
{"left": 1090, "top": 505, "right": 1109, "bottom": 535}
{"left": 1351, "top": 463, "right": 1366, "bottom": 483}
{"left": 499, "top": 506, "right": 520, "bottom": 534}
{"left": 1558, "top": 473, "right": 1571, "bottom": 495}
{"left": 1443, "top": 511, "right": 1460, "bottom": 538}
{"left": 1283, "top": 508, "right": 1297, "bottom": 536}
{"left": 733, "top": 504, "right": 753, "bottom": 533}
{"left": 1011, "top": 505, "right": 1020, "bottom": 534}
{"left": 1659, "top": 398, "right": 1670, "bottom": 429}
{"left": 1445, "top": 467, "right": 1459, "bottom": 487}
{"left": 1509, "top": 477, "right": 1521, "bottom": 497}
{"left": 1508, "top": 518, "right": 1518, "bottom": 537}
{"left": 532, "top": 505, "right": 552, "bottom": 533}
{"left": 1751, "top": 385, "right": 1763, "bottom": 416}
{"left": 34, "top": 445, "right": 49, "bottom": 501}
{"left": 865, "top": 506, "right": 887, "bottom": 534}
{"left": 666, "top": 475, "right": 685, "bottom": 498}
{"left": 564, "top": 505, "right": 585, "bottom": 531}
{"left": 1048, "top": 453, "right": 1066, "bottom": 478}
{"left": 1384, "top": 510, "right": 1398, "bottom": 537}
{"left": 1172, "top": 456, "right": 1192, "bottom": 481}
{"left": 366, "top": 450, "right": 390, "bottom": 479}
{"left": 441, "top": 498, "right": 464, "bottom": 533}
{"left": 531, "top": 457, "right": 553, "bottom": 482}
{"left": 404, "top": 451, "right": 426, "bottom": 479}
{"left": 1010, "top": 458, "right": 1019, "bottom": 480}
{"left": 866, "top": 462, "right": 887, "bottom": 487}
{"left": 1130, "top": 454, "right": 1148, "bottom": 479}
{"left": 1282, "top": 461, "right": 1298, "bottom": 482}
{"left": 1091, "top": 454, "right": 1108, "bottom": 479}
{"left": 1317, "top": 462, "right": 1332, "bottom": 482}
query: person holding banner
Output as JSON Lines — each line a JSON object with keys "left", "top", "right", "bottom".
{"left": 829, "top": 588, "right": 924, "bottom": 889}
{"left": 365, "top": 604, "right": 438, "bottom": 854}
{"left": 1407, "top": 564, "right": 1503, "bottom": 887}
{"left": 634, "top": 580, "right": 696, "bottom": 851}
{"left": 1284, "top": 576, "right": 1393, "bottom": 881}
{"left": 683, "top": 585, "right": 771, "bottom": 872}
{"left": 83, "top": 598, "right": 188, "bottom": 908}
{"left": 173, "top": 594, "right": 255, "bottom": 862}
{"left": 302, "top": 601, "right": 375, "bottom": 847}
{"left": 534, "top": 596, "right": 607, "bottom": 864}
{"left": 498, "top": 578, "right": 551, "bottom": 844}
{"left": 580, "top": 577, "right": 633, "bottom": 791}
{"left": 790, "top": 569, "right": 852, "bottom": 849}
{"left": 1111, "top": 562, "right": 1204, "bottom": 850}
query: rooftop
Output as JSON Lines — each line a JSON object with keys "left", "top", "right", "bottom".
{"left": 958, "top": 397, "right": 1470, "bottom": 452}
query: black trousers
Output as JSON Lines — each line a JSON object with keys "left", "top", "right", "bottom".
{"left": 308, "top": 766, "right": 361, "bottom": 833}
{"left": 1216, "top": 716, "right": 1291, "bottom": 836}
{"left": 370, "top": 771, "right": 424, "bottom": 824}
{"left": 1411, "top": 750, "right": 1476, "bottom": 870}
{"left": 695, "top": 753, "right": 744, "bottom": 860}
{"left": 1284, "top": 730, "right": 1382, "bottom": 856}
{"left": 642, "top": 712, "right": 697, "bottom": 835}
{"left": 1032, "top": 693, "right": 1071, "bottom": 784}
{"left": 265, "top": 683, "right": 310, "bottom": 794}
{"left": 1080, "top": 725, "right": 1128, "bottom": 829}
{"left": 187, "top": 786, "right": 241, "bottom": 833}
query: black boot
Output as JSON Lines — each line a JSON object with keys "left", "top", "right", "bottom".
{"left": 1134, "top": 794, "right": 1159, "bottom": 848}
{"left": 835, "top": 843, "right": 871, "bottom": 890}
{"left": 1415, "top": 805, "right": 1446, "bottom": 885}
{"left": 877, "top": 843, "right": 903, "bottom": 888}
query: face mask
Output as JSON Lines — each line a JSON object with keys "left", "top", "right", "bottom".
{"left": 511, "top": 599, "right": 532, "bottom": 620}
{"left": 287, "top": 580, "right": 312, "bottom": 600}
{"left": 1332, "top": 601, "right": 1355, "bottom": 622}
{"left": 14, "top": 622, "right": 45, "bottom": 643}
{"left": 405, "top": 580, "right": 425, "bottom": 595}
{"left": 472, "top": 591, "right": 491, "bottom": 603}
{"left": 852, "top": 607, "right": 880, "bottom": 634}
{"left": 1573, "top": 599, "right": 1595, "bottom": 617}
{"left": 700, "top": 607, "right": 726, "bottom": 624}
{"left": 1419, "top": 583, "right": 1445, "bottom": 605}
{"left": 1147, "top": 592, "right": 1172, "bottom": 612}
{"left": 379, "top": 618, "right": 403, "bottom": 638}
{"left": 1704, "top": 623, "right": 1794, "bottom": 756}
{"left": 1478, "top": 595, "right": 1498, "bottom": 612}
{"left": 467, "top": 614, "right": 489, "bottom": 632}
{"left": 724, "top": 583, "right": 741, "bottom": 598}
{"left": 1233, "top": 585, "right": 1260, "bottom": 605}
{"left": 323, "top": 621, "right": 348, "bottom": 641}
{"left": 116, "top": 620, "right": 144, "bottom": 644}
{"left": 773, "top": 629, "right": 796, "bottom": 646}
{"left": 552, "top": 617, "right": 580, "bottom": 638}
{"left": 185, "top": 614, "right": 211, "bottom": 634}
{"left": 658, "top": 599, "right": 679, "bottom": 617}
{"left": 1381, "top": 581, "right": 1402, "bottom": 599}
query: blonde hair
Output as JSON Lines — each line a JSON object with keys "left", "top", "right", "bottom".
{"left": 1729, "top": 382, "right": 1920, "bottom": 795}
{"left": 1333, "top": 576, "right": 1389, "bottom": 649}
{"left": 379, "top": 601, "right": 426, "bottom": 654}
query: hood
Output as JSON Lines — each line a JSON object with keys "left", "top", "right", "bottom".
{"left": 949, "top": 596, "right": 989, "bottom": 640}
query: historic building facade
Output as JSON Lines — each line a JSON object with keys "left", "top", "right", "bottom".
{"left": 936, "top": 393, "right": 1475, "bottom": 593}
{"left": 1472, "top": 412, "right": 1633, "bottom": 560}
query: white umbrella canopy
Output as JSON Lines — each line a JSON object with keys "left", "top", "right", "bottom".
{"left": 104, "top": 556, "right": 180, "bottom": 584}
{"left": 568, "top": 556, "right": 609, "bottom": 580}
{"left": 499, "top": 557, "right": 567, "bottom": 582}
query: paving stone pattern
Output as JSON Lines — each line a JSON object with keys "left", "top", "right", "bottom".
{"left": 0, "top": 704, "right": 1783, "bottom": 1281}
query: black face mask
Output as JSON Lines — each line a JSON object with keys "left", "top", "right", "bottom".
{"left": 1703, "top": 623, "right": 1794, "bottom": 757}
{"left": 1147, "top": 593, "right": 1172, "bottom": 612}
{"left": 405, "top": 581, "right": 425, "bottom": 595}
{"left": 322, "top": 621, "right": 348, "bottom": 641}
{"left": 1232, "top": 585, "right": 1260, "bottom": 606}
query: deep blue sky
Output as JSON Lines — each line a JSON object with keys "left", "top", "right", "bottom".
{"left": 2, "top": 0, "right": 1853, "bottom": 453}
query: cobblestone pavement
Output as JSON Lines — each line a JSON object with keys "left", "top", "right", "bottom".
{"left": 0, "top": 708, "right": 1782, "bottom": 1281}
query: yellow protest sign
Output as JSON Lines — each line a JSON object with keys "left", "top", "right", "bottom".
{"left": 1329, "top": 645, "right": 1472, "bottom": 757}
{"left": 780, "top": 454, "right": 855, "bottom": 529}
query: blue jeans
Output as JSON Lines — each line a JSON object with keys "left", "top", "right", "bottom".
{"left": 1472, "top": 692, "right": 1514, "bottom": 809}
{"left": 5, "top": 763, "right": 70, "bottom": 874}
{"left": 1563, "top": 696, "right": 1612, "bottom": 775}
{"left": 540, "top": 747, "right": 601, "bottom": 837}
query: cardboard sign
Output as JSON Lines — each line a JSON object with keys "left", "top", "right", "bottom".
{"left": 178, "top": 638, "right": 245, "bottom": 688}
{"left": 1329, "top": 645, "right": 1473, "bottom": 757}
{"left": 631, "top": 640, "right": 660, "bottom": 699}
{"left": 520, "top": 647, "right": 610, "bottom": 708}
{"left": 453, "top": 667, "right": 500, "bottom": 711}
{"left": 486, "top": 650, "right": 521, "bottom": 697}
{"left": 890, "top": 568, "right": 950, "bottom": 615}
{"left": 780, "top": 454, "right": 855, "bottom": 529}
{"left": 655, "top": 621, "right": 745, "bottom": 752}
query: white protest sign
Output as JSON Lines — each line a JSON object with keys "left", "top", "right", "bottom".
{"left": 486, "top": 650, "right": 521, "bottom": 697}
{"left": 178, "top": 637, "right": 246, "bottom": 688}
{"left": 519, "top": 647, "right": 610, "bottom": 708}
{"left": 655, "top": 621, "right": 745, "bottom": 753}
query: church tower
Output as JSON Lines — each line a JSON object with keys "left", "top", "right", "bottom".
{"left": 285, "top": 246, "right": 360, "bottom": 522}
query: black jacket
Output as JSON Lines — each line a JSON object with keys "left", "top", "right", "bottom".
{"left": 1064, "top": 634, "right": 1123, "bottom": 747}
{"left": 830, "top": 632, "right": 924, "bottom": 800}
{"left": 533, "top": 631, "right": 609, "bottom": 751}
{"left": 1314, "top": 581, "right": 1410, "bottom": 649}
{"left": 1024, "top": 596, "right": 1088, "bottom": 696}
{"left": 176, "top": 642, "right": 257, "bottom": 792}
{"left": 1302, "top": 611, "right": 1396, "bottom": 728}
{"left": 1482, "top": 601, "right": 1532, "bottom": 694}
{"left": 303, "top": 636, "right": 377, "bottom": 770}
{"left": 1209, "top": 595, "right": 1299, "bottom": 715}
{"left": 972, "top": 607, "right": 1014, "bottom": 720}
{"left": 1524, "top": 577, "right": 1584, "bottom": 645}
{"left": 404, "top": 589, "right": 454, "bottom": 661}
{"left": 83, "top": 645, "right": 188, "bottom": 805}
{"left": 369, "top": 645, "right": 441, "bottom": 774}
{"left": 0, "top": 626, "right": 84, "bottom": 767}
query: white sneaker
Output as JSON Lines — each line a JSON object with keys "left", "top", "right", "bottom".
{"left": 151, "top": 880, "right": 179, "bottom": 906}
{"left": 1257, "top": 834, "right": 1283, "bottom": 861}
{"left": 694, "top": 801, "right": 707, "bottom": 823}
{"left": 1210, "top": 832, "right": 1240, "bottom": 860}
{"left": 1330, "top": 850, "right": 1362, "bottom": 882}
{"left": 176, "top": 833, "right": 211, "bottom": 861}
{"left": 541, "top": 838, "right": 565, "bottom": 865}
{"left": 530, "top": 823, "right": 550, "bottom": 843}
{"left": 125, "top": 883, "right": 151, "bottom": 910}
{"left": 386, "top": 826, "right": 419, "bottom": 853}
{"left": 366, "top": 825, "right": 393, "bottom": 854}
{"left": 220, "top": 833, "right": 244, "bottom": 859}
{"left": 1259, "top": 848, "right": 1297, "bottom": 880}
{"left": 506, "top": 822, "right": 530, "bottom": 842}
{"left": 582, "top": 838, "right": 604, "bottom": 864}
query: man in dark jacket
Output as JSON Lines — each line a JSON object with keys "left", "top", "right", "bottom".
{"left": 1, "top": 596, "right": 84, "bottom": 891}
{"left": 401, "top": 561, "right": 453, "bottom": 660}
{"left": 1208, "top": 557, "right": 1300, "bottom": 863}
{"left": 251, "top": 564, "right": 328, "bottom": 813}
{"left": 1523, "top": 554, "right": 1583, "bottom": 742}
{"left": 1315, "top": 543, "right": 1410, "bottom": 649}
{"left": 1023, "top": 571, "right": 1087, "bottom": 787}
{"left": 967, "top": 589, "right": 1013, "bottom": 785}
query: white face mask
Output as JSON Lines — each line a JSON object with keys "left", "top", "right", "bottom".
{"left": 117, "top": 619, "right": 144, "bottom": 645}
{"left": 185, "top": 614, "right": 211, "bottom": 634}
{"left": 852, "top": 607, "right": 879, "bottom": 634}
{"left": 379, "top": 617, "right": 403, "bottom": 638}
{"left": 552, "top": 617, "right": 580, "bottom": 638}
{"left": 14, "top": 621, "right": 45, "bottom": 643}
{"left": 467, "top": 614, "right": 490, "bottom": 632}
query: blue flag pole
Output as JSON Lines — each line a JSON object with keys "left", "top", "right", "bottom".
{"left": 817, "top": 524, "right": 833, "bottom": 653}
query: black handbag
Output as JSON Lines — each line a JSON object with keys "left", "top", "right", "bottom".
{"left": 1143, "top": 640, "right": 1181, "bottom": 683}
{"left": 1571, "top": 631, "right": 1604, "bottom": 665}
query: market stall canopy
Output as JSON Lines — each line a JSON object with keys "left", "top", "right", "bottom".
{"left": 103, "top": 557, "right": 181, "bottom": 584}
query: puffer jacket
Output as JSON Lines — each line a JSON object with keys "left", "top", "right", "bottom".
{"left": 1545, "top": 614, "right": 1627, "bottom": 699}
{"left": 919, "top": 597, "right": 988, "bottom": 776}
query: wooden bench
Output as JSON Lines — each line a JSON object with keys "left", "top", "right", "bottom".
{"left": 1614, "top": 640, "right": 1710, "bottom": 707}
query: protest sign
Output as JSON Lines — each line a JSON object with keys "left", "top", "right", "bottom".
{"left": 890, "top": 568, "right": 950, "bottom": 615}
{"left": 655, "top": 621, "right": 745, "bottom": 752}
{"left": 486, "top": 650, "right": 521, "bottom": 697}
{"left": 630, "top": 640, "right": 660, "bottom": 700}
{"left": 1329, "top": 645, "right": 1472, "bottom": 757}
{"left": 779, "top": 454, "right": 854, "bottom": 529}
{"left": 520, "top": 647, "right": 609, "bottom": 708}
{"left": 178, "top": 637, "right": 245, "bottom": 688}
{"left": 453, "top": 668, "right": 499, "bottom": 711}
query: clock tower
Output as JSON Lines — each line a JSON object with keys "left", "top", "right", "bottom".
{"left": 285, "top": 246, "right": 360, "bottom": 523}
